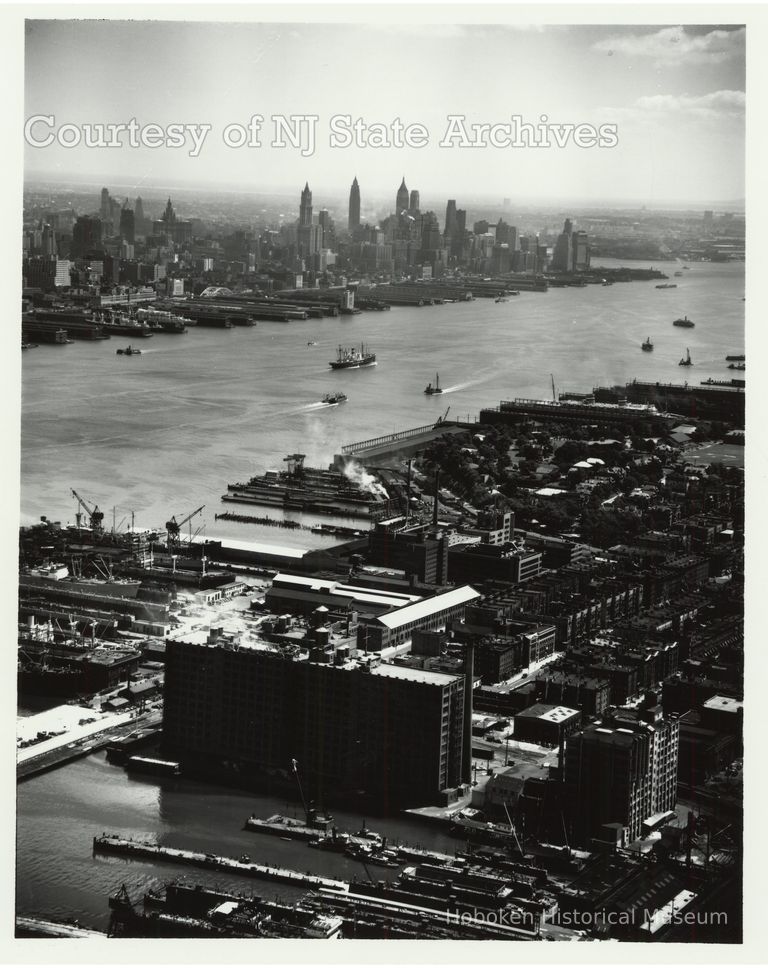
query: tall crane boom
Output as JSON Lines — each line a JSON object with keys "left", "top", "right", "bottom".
{"left": 165, "top": 505, "right": 205, "bottom": 549}
{"left": 71, "top": 489, "right": 104, "bottom": 532}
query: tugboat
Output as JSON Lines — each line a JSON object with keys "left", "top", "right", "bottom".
{"left": 679, "top": 348, "right": 693, "bottom": 367}
{"left": 673, "top": 315, "right": 694, "bottom": 327}
{"left": 641, "top": 336, "right": 654, "bottom": 352}
{"left": 307, "top": 340, "right": 317, "bottom": 346}
{"left": 322, "top": 391, "right": 347, "bottom": 405}
{"left": 329, "top": 344, "right": 376, "bottom": 369}
{"left": 424, "top": 373, "right": 443, "bottom": 395}
{"left": 116, "top": 345, "right": 142, "bottom": 356}
{"left": 728, "top": 362, "right": 745, "bottom": 371}
{"left": 656, "top": 283, "right": 677, "bottom": 289}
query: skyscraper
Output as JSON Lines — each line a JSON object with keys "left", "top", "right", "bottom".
{"left": 119, "top": 205, "right": 135, "bottom": 245}
{"left": 299, "top": 182, "right": 313, "bottom": 227}
{"left": 396, "top": 177, "right": 409, "bottom": 213}
{"left": 409, "top": 189, "right": 420, "bottom": 213}
{"left": 71, "top": 216, "right": 102, "bottom": 259}
{"left": 348, "top": 176, "right": 360, "bottom": 231}
{"left": 444, "top": 200, "right": 458, "bottom": 238}
{"left": 551, "top": 218, "right": 574, "bottom": 272}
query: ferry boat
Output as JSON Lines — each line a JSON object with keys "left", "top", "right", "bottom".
{"left": 673, "top": 315, "right": 694, "bottom": 328}
{"left": 116, "top": 345, "right": 142, "bottom": 356}
{"left": 424, "top": 373, "right": 443, "bottom": 395}
{"left": 322, "top": 391, "right": 347, "bottom": 405}
{"left": 679, "top": 348, "right": 693, "bottom": 367}
{"left": 641, "top": 337, "right": 654, "bottom": 352}
{"left": 329, "top": 343, "right": 376, "bottom": 369}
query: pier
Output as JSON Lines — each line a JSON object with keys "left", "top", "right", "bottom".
{"left": 338, "top": 420, "right": 468, "bottom": 466}
{"left": 92, "top": 835, "right": 349, "bottom": 892}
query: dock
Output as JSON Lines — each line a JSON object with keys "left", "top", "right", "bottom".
{"left": 92, "top": 835, "right": 349, "bottom": 892}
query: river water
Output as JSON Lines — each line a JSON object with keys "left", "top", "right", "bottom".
{"left": 17, "top": 260, "right": 745, "bottom": 929}
{"left": 20, "top": 260, "right": 744, "bottom": 549}
{"left": 16, "top": 755, "right": 460, "bottom": 931}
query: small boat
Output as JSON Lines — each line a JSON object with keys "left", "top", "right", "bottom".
{"left": 679, "top": 348, "right": 693, "bottom": 366}
{"left": 307, "top": 340, "right": 317, "bottom": 346}
{"left": 673, "top": 315, "right": 694, "bottom": 328}
{"left": 725, "top": 354, "right": 745, "bottom": 362}
{"left": 641, "top": 337, "right": 654, "bottom": 352}
{"left": 424, "top": 373, "right": 443, "bottom": 395}
{"left": 656, "top": 283, "right": 677, "bottom": 289}
{"left": 495, "top": 295, "right": 507, "bottom": 303}
{"left": 322, "top": 391, "right": 347, "bottom": 405}
{"left": 728, "top": 362, "right": 745, "bottom": 371}
{"left": 116, "top": 345, "right": 142, "bottom": 356}
{"left": 601, "top": 279, "right": 613, "bottom": 286}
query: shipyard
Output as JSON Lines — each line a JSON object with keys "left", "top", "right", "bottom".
{"left": 14, "top": 15, "right": 751, "bottom": 955}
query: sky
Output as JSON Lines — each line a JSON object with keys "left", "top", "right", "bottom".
{"left": 23, "top": 20, "right": 745, "bottom": 208}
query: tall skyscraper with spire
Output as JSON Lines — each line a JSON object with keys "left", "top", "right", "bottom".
{"left": 299, "top": 182, "right": 313, "bottom": 227}
{"left": 396, "top": 177, "right": 409, "bottom": 213}
{"left": 348, "top": 177, "right": 360, "bottom": 231}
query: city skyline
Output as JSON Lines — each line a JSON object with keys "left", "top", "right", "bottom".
{"left": 24, "top": 21, "right": 745, "bottom": 205}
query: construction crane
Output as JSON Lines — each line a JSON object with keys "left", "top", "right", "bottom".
{"left": 165, "top": 505, "right": 205, "bottom": 551}
{"left": 71, "top": 489, "right": 104, "bottom": 532}
{"left": 436, "top": 405, "right": 450, "bottom": 426}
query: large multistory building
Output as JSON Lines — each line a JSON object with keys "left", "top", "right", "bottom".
{"left": 71, "top": 215, "right": 103, "bottom": 259}
{"left": 163, "top": 632, "right": 470, "bottom": 806}
{"left": 348, "top": 176, "right": 360, "bottom": 231}
{"left": 563, "top": 706, "right": 679, "bottom": 848}
{"left": 551, "top": 218, "right": 573, "bottom": 272}
{"left": 396, "top": 177, "right": 409, "bottom": 213}
{"left": 299, "top": 182, "right": 313, "bottom": 227}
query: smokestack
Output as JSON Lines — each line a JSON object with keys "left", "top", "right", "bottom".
{"left": 433, "top": 468, "right": 440, "bottom": 529}
{"left": 462, "top": 642, "right": 474, "bottom": 785}
{"left": 405, "top": 459, "right": 412, "bottom": 524}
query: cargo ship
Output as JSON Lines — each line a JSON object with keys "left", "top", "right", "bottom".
{"left": 673, "top": 315, "right": 694, "bottom": 328}
{"left": 100, "top": 312, "right": 154, "bottom": 338}
{"left": 329, "top": 344, "right": 376, "bottom": 369}
{"left": 135, "top": 308, "right": 192, "bottom": 332}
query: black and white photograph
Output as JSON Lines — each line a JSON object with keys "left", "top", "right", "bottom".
{"left": 9, "top": 4, "right": 758, "bottom": 958}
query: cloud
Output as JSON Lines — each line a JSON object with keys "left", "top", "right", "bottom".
{"left": 598, "top": 89, "right": 744, "bottom": 125}
{"left": 593, "top": 26, "right": 745, "bottom": 66}
{"left": 635, "top": 89, "right": 745, "bottom": 118}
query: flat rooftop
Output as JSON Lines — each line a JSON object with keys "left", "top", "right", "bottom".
{"left": 369, "top": 663, "right": 461, "bottom": 687}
